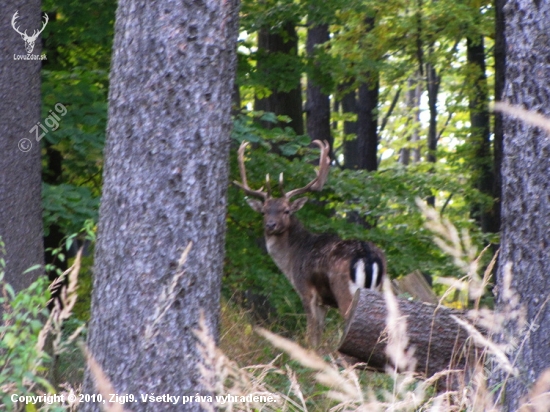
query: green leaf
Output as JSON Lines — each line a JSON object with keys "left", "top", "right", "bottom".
{"left": 3, "top": 332, "right": 17, "bottom": 349}
{"left": 4, "top": 283, "right": 15, "bottom": 300}
{"left": 22, "top": 265, "right": 42, "bottom": 275}
{"left": 260, "top": 112, "right": 278, "bottom": 123}
{"left": 280, "top": 143, "right": 300, "bottom": 157}
{"left": 66, "top": 234, "right": 77, "bottom": 250}
{"left": 296, "top": 135, "right": 311, "bottom": 146}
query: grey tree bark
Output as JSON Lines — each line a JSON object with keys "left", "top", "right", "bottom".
{"left": 0, "top": 0, "right": 44, "bottom": 293}
{"left": 494, "top": 0, "right": 550, "bottom": 409}
{"left": 82, "top": 0, "right": 239, "bottom": 410}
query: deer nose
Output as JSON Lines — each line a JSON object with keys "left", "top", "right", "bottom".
{"left": 265, "top": 222, "right": 277, "bottom": 232}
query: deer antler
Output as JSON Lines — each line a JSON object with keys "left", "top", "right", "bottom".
{"left": 283, "top": 140, "right": 331, "bottom": 199}
{"left": 233, "top": 141, "right": 270, "bottom": 200}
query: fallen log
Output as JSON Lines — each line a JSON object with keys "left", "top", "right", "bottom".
{"left": 338, "top": 289, "right": 478, "bottom": 378}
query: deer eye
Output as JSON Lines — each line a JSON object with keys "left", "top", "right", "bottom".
{"left": 284, "top": 210, "right": 290, "bottom": 215}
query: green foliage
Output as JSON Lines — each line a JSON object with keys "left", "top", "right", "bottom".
{"left": 40, "top": 1, "right": 113, "bottom": 242}
{"left": 43, "top": 184, "right": 99, "bottom": 238}
{"left": 0, "top": 239, "right": 65, "bottom": 411}
{"left": 41, "top": 68, "right": 108, "bottom": 188}
{"left": 42, "top": 0, "right": 116, "bottom": 71}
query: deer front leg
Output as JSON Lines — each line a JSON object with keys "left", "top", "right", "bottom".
{"left": 301, "top": 288, "right": 327, "bottom": 348}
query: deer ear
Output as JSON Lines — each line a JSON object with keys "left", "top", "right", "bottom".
{"left": 246, "top": 198, "right": 264, "bottom": 213}
{"left": 290, "top": 197, "right": 308, "bottom": 213}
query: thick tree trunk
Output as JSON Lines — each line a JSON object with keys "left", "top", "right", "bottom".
{"left": 82, "top": 0, "right": 239, "bottom": 410}
{"left": 306, "top": 23, "right": 331, "bottom": 154}
{"left": 353, "top": 16, "right": 379, "bottom": 172}
{"left": 339, "top": 290, "right": 474, "bottom": 379}
{"left": 254, "top": 23, "right": 303, "bottom": 135}
{"left": 356, "top": 79, "right": 379, "bottom": 171}
{"left": 493, "top": 0, "right": 550, "bottom": 409}
{"left": 467, "top": 36, "right": 499, "bottom": 234}
{"left": 0, "top": 0, "right": 44, "bottom": 293}
{"left": 341, "top": 79, "right": 381, "bottom": 172}
{"left": 342, "top": 86, "right": 359, "bottom": 169}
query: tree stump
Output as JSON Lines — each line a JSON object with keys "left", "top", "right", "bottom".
{"left": 392, "top": 270, "right": 438, "bottom": 305}
{"left": 338, "top": 289, "right": 476, "bottom": 378}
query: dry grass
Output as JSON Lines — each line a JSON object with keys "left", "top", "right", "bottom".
{"left": 80, "top": 344, "right": 127, "bottom": 412}
{"left": 195, "top": 312, "right": 288, "bottom": 411}
{"left": 493, "top": 102, "right": 550, "bottom": 135}
{"left": 46, "top": 251, "right": 90, "bottom": 411}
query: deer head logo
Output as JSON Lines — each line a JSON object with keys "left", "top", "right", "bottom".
{"left": 12, "top": 11, "right": 49, "bottom": 54}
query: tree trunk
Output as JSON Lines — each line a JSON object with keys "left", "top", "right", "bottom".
{"left": 254, "top": 23, "right": 303, "bottom": 135}
{"left": 341, "top": 80, "right": 381, "bottom": 173}
{"left": 400, "top": 75, "right": 422, "bottom": 165}
{"left": 82, "top": 0, "right": 239, "bottom": 409}
{"left": 425, "top": 61, "right": 440, "bottom": 207}
{"left": 467, "top": 36, "right": 499, "bottom": 234}
{"left": 354, "top": 16, "right": 379, "bottom": 172}
{"left": 342, "top": 86, "right": 359, "bottom": 169}
{"left": 493, "top": 0, "right": 550, "bottom": 409}
{"left": 493, "top": 0, "right": 505, "bottom": 238}
{"left": 356, "top": 79, "right": 379, "bottom": 171}
{"left": 306, "top": 23, "right": 331, "bottom": 154}
{"left": 338, "top": 290, "right": 474, "bottom": 379}
{"left": 0, "top": 0, "right": 44, "bottom": 293}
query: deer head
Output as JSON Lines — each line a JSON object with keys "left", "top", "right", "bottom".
{"left": 234, "top": 140, "right": 331, "bottom": 235}
{"left": 12, "top": 11, "right": 49, "bottom": 54}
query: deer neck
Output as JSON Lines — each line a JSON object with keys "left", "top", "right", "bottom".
{"left": 264, "top": 216, "right": 312, "bottom": 284}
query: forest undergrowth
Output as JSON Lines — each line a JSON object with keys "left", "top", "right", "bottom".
{"left": 1, "top": 191, "right": 549, "bottom": 411}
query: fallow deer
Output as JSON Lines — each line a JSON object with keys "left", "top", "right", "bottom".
{"left": 234, "top": 140, "right": 386, "bottom": 347}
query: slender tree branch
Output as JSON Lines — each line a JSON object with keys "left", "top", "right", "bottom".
{"left": 440, "top": 193, "right": 453, "bottom": 216}
{"left": 379, "top": 87, "right": 402, "bottom": 133}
